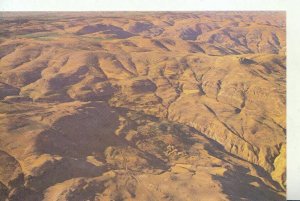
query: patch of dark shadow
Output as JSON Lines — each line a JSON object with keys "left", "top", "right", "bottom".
{"left": 234, "top": 107, "right": 241, "bottom": 114}
{"left": 239, "top": 57, "right": 257, "bottom": 65}
{"left": 4, "top": 62, "right": 49, "bottom": 88}
{"left": 91, "top": 42, "right": 103, "bottom": 49}
{"left": 16, "top": 28, "right": 47, "bottom": 36}
{"left": 76, "top": 24, "right": 135, "bottom": 39}
{"left": 0, "top": 43, "right": 20, "bottom": 59}
{"left": 205, "top": 104, "right": 243, "bottom": 139}
{"left": 85, "top": 53, "right": 99, "bottom": 67}
{"left": 113, "top": 107, "right": 160, "bottom": 123}
{"left": 179, "top": 57, "right": 189, "bottom": 70}
{"left": 6, "top": 185, "right": 42, "bottom": 201}
{"left": 261, "top": 63, "right": 275, "bottom": 74}
{"left": 25, "top": 157, "right": 107, "bottom": 193}
{"left": 271, "top": 32, "right": 281, "bottom": 47}
{"left": 222, "top": 29, "right": 244, "bottom": 46}
{"left": 0, "top": 30, "right": 11, "bottom": 38}
{"left": 267, "top": 41, "right": 279, "bottom": 54}
{"left": 175, "top": 84, "right": 183, "bottom": 94}
{"left": 216, "top": 146, "right": 282, "bottom": 190}
{"left": 54, "top": 24, "right": 65, "bottom": 30}
{"left": 122, "top": 41, "right": 138, "bottom": 47}
{"left": 228, "top": 22, "right": 240, "bottom": 27}
{"left": 34, "top": 90, "right": 73, "bottom": 103}
{"left": 147, "top": 28, "right": 164, "bottom": 37}
{"left": 4, "top": 95, "right": 32, "bottom": 103}
{"left": 74, "top": 83, "right": 117, "bottom": 102}
{"left": 35, "top": 102, "right": 167, "bottom": 171}
{"left": 35, "top": 102, "right": 122, "bottom": 158}
{"left": 171, "top": 124, "right": 195, "bottom": 144}
{"left": 3, "top": 18, "right": 29, "bottom": 24}
{"left": 207, "top": 45, "right": 233, "bottom": 55}
{"left": 7, "top": 121, "right": 29, "bottom": 131}
{"left": 160, "top": 38, "right": 176, "bottom": 46}
{"left": 135, "top": 149, "right": 170, "bottom": 171}
{"left": 197, "top": 84, "right": 206, "bottom": 95}
{"left": 46, "top": 66, "right": 89, "bottom": 91}
{"left": 60, "top": 179, "right": 107, "bottom": 201}
{"left": 0, "top": 82, "right": 20, "bottom": 99}
{"left": 188, "top": 126, "right": 241, "bottom": 161}
{"left": 151, "top": 40, "right": 170, "bottom": 51}
{"left": 271, "top": 58, "right": 286, "bottom": 70}
{"left": 168, "top": 74, "right": 180, "bottom": 81}
{"left": 196, "top": 128, "right": 285, "bottom": 196}
{"left": 180, "top": 28, "right": 201, "bottom": 41}
{"left": 128, "top": 22, "right": 153, "bottom": 33}
{"left": 226, "top": 47, "right": 241, "bottom": 55}
{"left": 212, "top": 167, "right": 285, "bottom": 201}
{"left": 131, "top": 79, "right": 157, "bottom": 93}
{"left": 188, "top": 42, "right": 205, "bottom": 53}
{"left": 0, "top": 150, "right": 24, "bottom": 188}
{"left": 0, "top": 182, "right": 8, "bottom": 201}
{"left": 0, "top": 150, "right": 39, "bottom": 201}
{"left": 163, "top": 20, "right": 175, "bottom": 26}
{"left": 249, "top": 70, "right": 268, "bottom": 81}
{"left": 208, "top": 34, "right": 218, "bottom": 44}
{"left": 251, "top": 127, "right": 258, "bottom": 135}
{"left": 188, "top": 127, "right": 234, "bottom": 161}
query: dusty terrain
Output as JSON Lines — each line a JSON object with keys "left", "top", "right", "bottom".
{"left": 0, "top": 12, "right": 286, "bottom": 201}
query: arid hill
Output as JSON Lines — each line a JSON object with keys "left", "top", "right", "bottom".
{"left": 0, "top": 12, "right": 286, "bottom": 201}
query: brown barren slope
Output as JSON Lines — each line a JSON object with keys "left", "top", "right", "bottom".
{"left": 0, "top": 12, "right": 285, "bottom": 201}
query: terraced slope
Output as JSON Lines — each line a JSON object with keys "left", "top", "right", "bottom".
{"left": 0, "top": 12, "right": 286, "bottom": 201}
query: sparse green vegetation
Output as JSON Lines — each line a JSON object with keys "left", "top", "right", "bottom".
{"left": 17, "top": 32, "right": 60, "bottom": 41}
